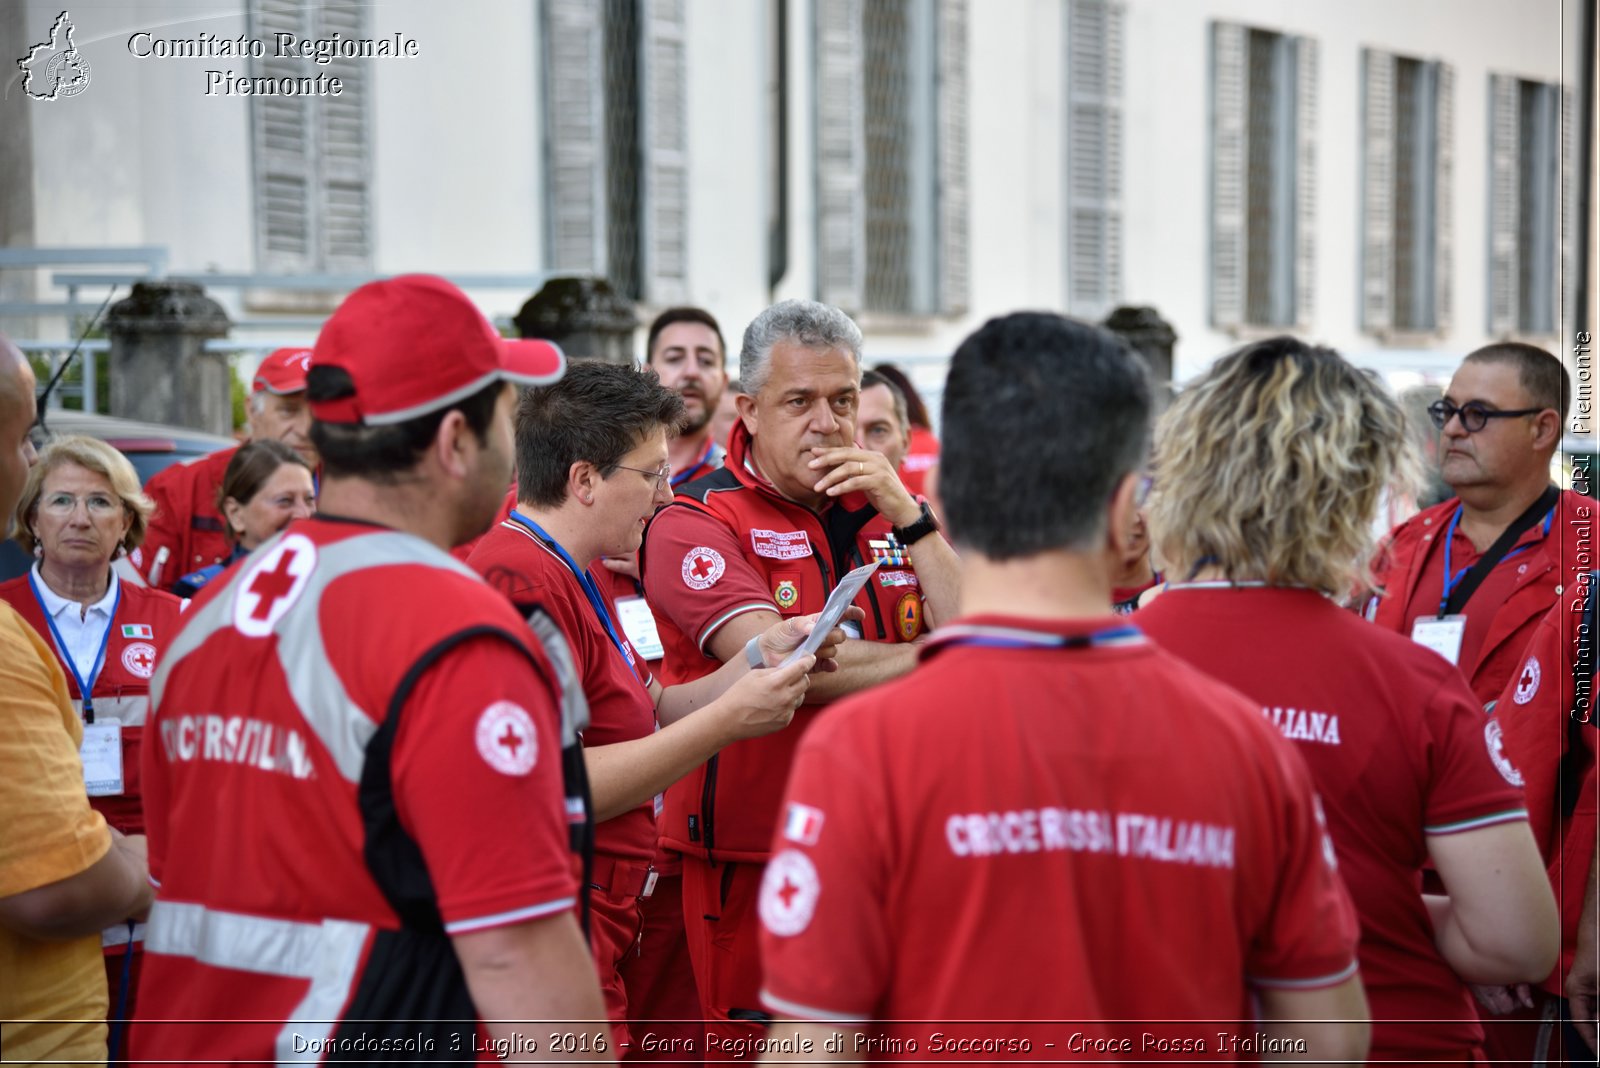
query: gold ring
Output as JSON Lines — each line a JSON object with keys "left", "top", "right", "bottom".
{"left": 857, "top": 461, "right": 864, "bottom": 476}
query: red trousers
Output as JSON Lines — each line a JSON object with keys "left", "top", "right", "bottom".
{"left": 621, "top": 869, "right": 703, "bottom": 1061}
{"left": 679, "top": 857, "right": 768, "bottom": 1062}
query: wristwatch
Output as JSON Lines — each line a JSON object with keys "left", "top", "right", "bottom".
{"left": 892, "top": 500, "right": 941, "bottom": 547}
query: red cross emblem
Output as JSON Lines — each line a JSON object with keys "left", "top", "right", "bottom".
{"left": 681, "top": 546, "right": 725, "bottom": 589}
{"left": 247, "top": 550, "right": 300, "bottom": 621}
{"left": 1513, "top": 656, "right": 1541, "bottom": 705}
{"left": 121, "top": 641, "right": 158, "bottom": 679}
{"left": 476, "top": 701, "right": 539, "bottom": 775}
{"left": 759, "top": 849, "right": 819, "bottom": 936}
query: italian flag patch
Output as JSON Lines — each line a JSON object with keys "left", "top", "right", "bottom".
{"left": 121, "top": 624, "right": 153, "bottom": 639}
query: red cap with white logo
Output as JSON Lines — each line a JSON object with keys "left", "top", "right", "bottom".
{"left": 310, "top": 274, "right": 566, "bottom": 427}
{"left": 251, "top": 347, "right": 313, "bottom": 395}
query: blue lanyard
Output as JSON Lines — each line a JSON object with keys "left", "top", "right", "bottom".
{"left": 924, "top": 622, "right": 1145, "bottom": 657}
{"left": 1438, "top": 504, "right": 1553, "bottom": 615}
{"left": 28, "top": 571, "right": 120, "bottom": 722}
{"left": 671, "top": 440, "right": 719, "bottom": 488}
{"left": 507, "top": 511, "right": 642, "bottom": 681}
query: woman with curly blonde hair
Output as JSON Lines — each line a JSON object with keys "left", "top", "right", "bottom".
{"left": 1137, "top": 336, "right": 1557, "bottom": 1064}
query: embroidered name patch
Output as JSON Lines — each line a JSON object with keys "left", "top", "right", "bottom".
{"left": 751, "top": 529, "right": 813, "bottom": 560}
{"left": 878, "top": 569, "right": 919, "bottom": 588}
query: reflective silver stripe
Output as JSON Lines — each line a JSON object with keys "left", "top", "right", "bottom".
{"left": 76, "top": 694, "right": 148, "bottom": 726}
{"left": 759, "top": 988, "right": 869, "bottom": 1023}
{"left": 146, "top": 899, "right": 371, "bottom": 1066}
{"left": 152, "top": 529, "right": 487, "bottom": 783}
{"left": 102, "top": 920, "right": 146, "bottom": 947}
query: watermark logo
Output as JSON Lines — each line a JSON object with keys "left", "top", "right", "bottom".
{"left": 18, "top": 11, "right": 92, "bottom": 100}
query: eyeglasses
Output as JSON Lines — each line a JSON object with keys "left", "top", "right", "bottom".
{"left": 39, "top": 491, "right": 122, "bottom": 517}
{"left": 1426, "top": 399, "right": 1546, "bottom": 433}
{"left": 611, "top": 463, "right": 672, "bottom": 492}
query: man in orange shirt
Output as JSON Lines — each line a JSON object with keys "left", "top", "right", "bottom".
{"left": 0, "top": 335, "right": 153, "bottom": 1063}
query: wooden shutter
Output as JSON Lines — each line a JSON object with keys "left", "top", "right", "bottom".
{"left": 1066, "top": 0, "right": 1124, "bottom": 320}
{"left": 1292, "top": 34, "right": 1317, "bottom": 329}
{"left": 317, "top": 1, "right": 372, "bottom": 271}
{"left": 1487, "top": 73, "right": 1520, "bottom": 336}
{"left": 250, "top": 0, "right": 313, "bottom": 272}
{"left": 543, "top": 0, "right": 607, "bottom": 274}
{"left": 934, "top": 0, "right": 968, "bottom": 315}
{"left": 1360, "top": 48, "right": 1395, "bottom": 333}
{"left": 1433, "top": 62, "right": 1454, "bottom": 334}
{"left": 1209, "top": 22, "right": 1247, "bottom": 330}
{"left": 641, "top": 0, "right": 689, "bottom": 304}
{"left": 815, "top": 0, "right": 865, "bottom": 310}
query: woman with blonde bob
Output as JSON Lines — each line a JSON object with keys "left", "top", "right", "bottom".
{"left": 1137, "top": 337, "right": 1558, "bottom": 1064}
{"left": 0, "top": 435, "right": 185, "bottom": 1057}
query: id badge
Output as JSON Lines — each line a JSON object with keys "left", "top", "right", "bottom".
{"left": 80, "top": 720, "right": 125, "bottom": 797}
{"left": 614, "top": 596, "right": 664, "bottom": 661}
{"left": 1411, "top": 614, "right": 1467, "bottom": 666}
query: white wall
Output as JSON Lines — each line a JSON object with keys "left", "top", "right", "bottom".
{"left": 12, "top": 0, "right": 1583, "bottom": 387}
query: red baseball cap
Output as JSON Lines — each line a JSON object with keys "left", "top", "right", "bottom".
{"left": 310, "top": 274, "right": 565, "bottom": 426}
{"left": 252, "top": 347, "right": 312, "bottom": 395}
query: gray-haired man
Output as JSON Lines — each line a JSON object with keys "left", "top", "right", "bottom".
{"left": 639, "top": 300, "right": 958, "bottom": 1052}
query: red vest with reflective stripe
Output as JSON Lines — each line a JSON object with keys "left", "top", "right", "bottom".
{"left": 0, "top": 574, "right": 183, "bottom": 834}
{"left": 135, "top": 519, "right": 570, "bottom": 1064}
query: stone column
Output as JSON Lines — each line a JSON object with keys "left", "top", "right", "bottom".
{"left": 514, "top": 276, "right": 637, "bottom": 364}
{"left": 1101, "top": 305, "right": 1177, "bottom": 403}
{"left": 105, "top": 281, "right": 232, "bottom": 435}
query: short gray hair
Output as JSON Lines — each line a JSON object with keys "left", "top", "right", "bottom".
{"left": 739, "top": 300, "right": 863, "bottom": 395}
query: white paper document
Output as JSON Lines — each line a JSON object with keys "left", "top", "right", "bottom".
{"left": 781, "top": 562, "right": 879, "bottom": 667}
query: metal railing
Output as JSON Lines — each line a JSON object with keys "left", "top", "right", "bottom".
{"left": 16, "top": 339, "right": 300, "bottom": 413}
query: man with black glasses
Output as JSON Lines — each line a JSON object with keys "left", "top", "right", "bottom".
{"left": 1371, "top": 342, "right": 1588, "bottom": 709}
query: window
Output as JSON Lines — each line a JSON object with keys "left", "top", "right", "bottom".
{"left": 1064, "top": 0, "right": 1123, "bottom": 320}
{"left": 1488, "top": 74, "right": 1572, "bottom": 337}
{"left": 815, "top": 0, "right": 967, "bottom": 317}
{"left": 249, "top": 0, "right": 372, "bottom": 273}
{"left": 542, "top": 0, "right": 687, "bottom": 304}
{"left": 1361, "top": 50, "right": 1454, "bottom": 336}
{"left": 1210, "top": 22, "right": 1316, "bottom": 330}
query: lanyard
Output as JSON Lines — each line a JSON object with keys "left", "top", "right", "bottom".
{"left": 924, "top": 622, "right": 1145, "bottom": 657}
{"left": 507, "top": 511, "right": 643, "bottom": 682}
{"left": 28, "top": 571, "right": 120, "bottom": 723}
{"left": 1438, "top": 502, "right": 1554, "bottom": 616}
{"left": 671, "top": 440, "right": 719, "bottom": 488}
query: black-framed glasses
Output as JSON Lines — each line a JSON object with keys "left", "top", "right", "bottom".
{"left": 612, "top": 463, "right": 672, "bottom": 492}
{"left": 1426, "top": 399, "right": 1546, "bottom": 433}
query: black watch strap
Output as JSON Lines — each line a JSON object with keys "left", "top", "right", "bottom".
{"left": 892, "top": 501, "right": 940, "bottom": 546}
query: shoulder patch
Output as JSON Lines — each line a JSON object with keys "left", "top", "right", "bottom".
{"left": 1512, "top": 656, "right": 1540, "bottom": 705}
{"left": 475, "top": 701, "right": 539, "bottom": 776}
{"left": 1484, "top": 718, "right": 1524, "bottom": 787}
{"left": 682, "top": 547, "right": 726, "bottom": 590}
{"left": 759, "top": 848, "right": 820, "bottom": 937}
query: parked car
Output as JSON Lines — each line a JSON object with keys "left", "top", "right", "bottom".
{"left": 0, "top": 409, "right": 237, "bottom": 583}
